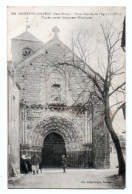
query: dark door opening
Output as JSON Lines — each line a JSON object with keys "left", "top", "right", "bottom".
{"left": 42, "top": 133, "right": 66, "bottom": 167}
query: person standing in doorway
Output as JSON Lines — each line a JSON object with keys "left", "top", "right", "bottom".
{"left": 62, "top": 155, "right": 67, "bottom": 173}
{"left": 31, "top": 153, "right": 40, "bottom": 175}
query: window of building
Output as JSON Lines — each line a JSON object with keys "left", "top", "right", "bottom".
{"left": 48, "top": 71, "right": 63, "bottom": 104}
{"left": 51, "top": 83, "right": 61, "bottom": 103}
{"left": 22, "top": 47, "right": 33, "bottom": 58}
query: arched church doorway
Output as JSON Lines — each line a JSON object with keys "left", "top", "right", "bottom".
{"left": 42, "top": 132, "right": 66, "bottom": 167}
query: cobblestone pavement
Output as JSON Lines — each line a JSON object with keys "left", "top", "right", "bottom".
{"left": 8, "top": 168, "right": 125, "bottom": 189}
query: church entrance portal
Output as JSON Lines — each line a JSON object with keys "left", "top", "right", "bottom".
{"left": 42, "top": 133, "right": 66, "bottom": 167}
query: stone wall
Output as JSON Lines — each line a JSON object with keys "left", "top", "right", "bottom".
{"left": 14, "top": 37, "right": 93, "bottom": 106}
{"left": 12, "top": 33, "right": 110, "bottom": 169}
{"left": 11, "top": 38, "right": 43, "bottom": 65}
{"left": 19, "top": 102, "right": 110, "bottom": 168}
{"left": 8, "top": 71, "right": 20, "bottom": 176}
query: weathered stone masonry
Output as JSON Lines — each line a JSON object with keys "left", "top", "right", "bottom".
{"left": 10, "top": 28, "right": 110, "bottom": 169}
{"left": 8, "top": 71, "right": 20, "bottom": 176}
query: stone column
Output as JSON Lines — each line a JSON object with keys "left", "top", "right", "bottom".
{"left": 85, "top": 111, "right": 92, "bottom": 144}
{"left": 24, "top": 108, "right": 28, "bottom": 143}
{"left": 22, "top": 107, "right": 25, "bottom": 143}
{"left": 20, "top": 104, "right": 28, "bottom": 144}
{"left": 84, "top": 111, "right": 88, "bottom": 144}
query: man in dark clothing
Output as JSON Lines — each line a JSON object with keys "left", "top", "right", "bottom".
{"left": 25, "top": 155, "right": 32, "bottom": 173}
{"left": 62, "top": 155, "right": 67, "bottom": 173}
{"left": 20, "top": 155, "right": 28, "bottom": 174}
{"left": 31, "top": 153, "right": 41, "bottom": 175}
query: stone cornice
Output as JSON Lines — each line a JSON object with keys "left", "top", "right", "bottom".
{"left": 20, "top": 102, "right": 88, "bottom": 114}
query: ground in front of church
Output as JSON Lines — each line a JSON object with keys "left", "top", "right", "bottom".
{"left": 8, "top": 168, "right": 125, "bottom": 189}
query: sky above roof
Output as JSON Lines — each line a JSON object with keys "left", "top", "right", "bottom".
{"left": 7, "top": 6, "right": 125, "bottom": 60}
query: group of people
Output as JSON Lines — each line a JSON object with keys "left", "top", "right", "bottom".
{"left": 20, "top": 153, "right": 42, "bottom": 175}
{"left": 20, "top": 153, "right": 67, "bottom": 174}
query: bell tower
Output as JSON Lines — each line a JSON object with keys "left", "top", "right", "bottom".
{"left": 11, "top": 18, "right": 43, "bottom": 65}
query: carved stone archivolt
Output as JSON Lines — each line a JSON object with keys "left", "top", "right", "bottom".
{"left": 27, "top": 116, "right": 83, "bottom": 151}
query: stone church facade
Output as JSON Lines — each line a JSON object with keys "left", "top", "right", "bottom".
{"left": 8, "top": 26, "right": 110, "bottom": 171}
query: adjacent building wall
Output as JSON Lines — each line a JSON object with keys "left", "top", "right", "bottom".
{"left": 8, "top": 70, "right": 20, "bottom": 176}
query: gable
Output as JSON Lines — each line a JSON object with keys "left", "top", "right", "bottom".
{"left": 15, "top": 37, "right": 82, "bottom": 68}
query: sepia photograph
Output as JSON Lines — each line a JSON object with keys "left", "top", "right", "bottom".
{"left": 7, "top": 6, "right": 126, "bottom": 189}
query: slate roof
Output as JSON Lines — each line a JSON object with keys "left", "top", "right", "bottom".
{"left": 12, "top": 31, "right": 42, "bottom": 42}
